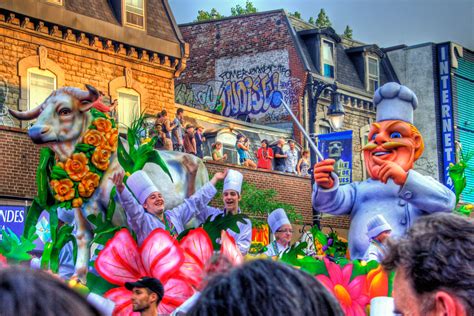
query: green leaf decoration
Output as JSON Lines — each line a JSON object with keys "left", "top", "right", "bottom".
{"left": 0, "top": 228, "right": 37, "bottom": 262}
{"left": 51, "top": 165, "right": 69, "bottom": 180}
{"left": 201, "top": 213, "right": 248, "bottom": 250}
{"left": 106, "top": 186, "right": 117, "bottom": 222}
{"left": 117, "top": 139, "right": 134, "bottom": 174}
{"left": 49, "top": 224, "right": 77, "bottom": 273}
{"left": 90, "top": 108, "right": 107, "bottom": 119}
{"left": 23, "top": 198, "right": 44, "bottom": 240}
{"left": 144, "top": 150, "right": 173, "bottom": 183}
{"left": 279, "top": 242, "right": 308, "bottom": 267}
{"left": 87, "top": 213, "right": 124, "bottom": 246}
{"left": 387, "top": 270, "right": 395, "bottom": 297}
{"left": 127, "top": 127, "right": 138, "bottom": 159}
{"left": 75, "top": 143, "right": 96, "bottom": 153}
{"left": 300, "top": 257, "right": 328, "bottom": 276}
{"left": 87, "top": 272, "right": 118, "bottom": 296}
{"left": 37, "top": 148, "right": 55, "bottom": 207}
{"left": 310, "top": 225, "right": 328, "bottom": 245}
{"left": 41, "top": 241, "right": 53, "bottom": 270}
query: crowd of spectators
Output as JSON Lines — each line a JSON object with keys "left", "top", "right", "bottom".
{"left": 150, "top": 108, "right": 310, "bottom": 176}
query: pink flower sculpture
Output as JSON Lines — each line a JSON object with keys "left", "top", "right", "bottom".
{"left": 0, "top": 254, "right": 7, "bottom": 268}
{"left": 95, "top": 228, "right": 194, "bottom": 315}
{"left": 316, "top": 258, "right": 369, "bottom": 316}
{"left": 95, "top": 227, "right": 244, "bottom": 315}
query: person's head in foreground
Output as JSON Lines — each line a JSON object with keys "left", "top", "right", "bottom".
{"left": 382, "top": 213, "right": 474, "bottom": 316}
{"left": 189, "top": 259, "right": 344, "bottom": 316}
{"left": 0, "top": 266, "right": 100, "bottom": 316}
{"left": 125, "top": 276, "right": 164, "bottom": 314}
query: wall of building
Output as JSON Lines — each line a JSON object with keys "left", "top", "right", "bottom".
{"left": 176, "top": 11, "right": 307, "bottom": 132}
{"left": 387, "top": 44, "right": 442, "bottom": 180}
{"left": 0, "top": 18, "right": 178, "bottom": 128}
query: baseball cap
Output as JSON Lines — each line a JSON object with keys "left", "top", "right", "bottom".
{"left": 125, "top": 277, "right": 164, "bottom": 300}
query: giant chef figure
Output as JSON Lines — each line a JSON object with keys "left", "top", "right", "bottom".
{"left": 312, "top": 82, "right": 456, "bottom": 259}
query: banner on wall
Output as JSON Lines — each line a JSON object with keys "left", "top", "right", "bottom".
{"left": 317, "top": 130, "right": 353, "bottom": 185}
{"left": 0, "top": 205, "right": 25, "bottom": 240}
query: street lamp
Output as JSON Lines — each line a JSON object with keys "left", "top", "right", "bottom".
{"left": 307, "top": 78, "right": 345, "bottom": 226}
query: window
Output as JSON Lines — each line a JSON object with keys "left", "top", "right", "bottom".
{"left": 117, "top": 88, "right": 141, "bottom": 132}
{"left": 367, "top": 57, "right": 379, "bottom": 93}
{"left": 27, "top": 68, "right": 56, "bottom": 110}
{"left": 322, "top": 40, "right": 335, "bottom": 78}
{"left": 217, "top": 131, "right": 238, "bottom": 164}
{"left": 125, "top": 0, "right": 145, "bottom": 29}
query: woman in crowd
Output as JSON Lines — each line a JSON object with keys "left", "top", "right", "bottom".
{"left": 157, "top": 110, "right": 174, "bottom": 150}
{"left": 297, "top": 149, "right": 311, "bottom": 176}
{"left": 256, "top": 139, "right": 273, "bottom": 170}
{"left": 236, "top": 134, "right": 256, "bottom": 169}
{"left": 212, "top": 142, "right": 227, "bottom": 162}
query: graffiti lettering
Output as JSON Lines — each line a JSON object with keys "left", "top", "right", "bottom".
{"left": 218, "top": 64, "right": 291, "bottom": 80}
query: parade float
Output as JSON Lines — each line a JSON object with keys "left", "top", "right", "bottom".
{"left": 0, "top": 82, "right": 466, "bottom": 316}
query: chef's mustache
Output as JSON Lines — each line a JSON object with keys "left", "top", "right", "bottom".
{"left": 362, "top": 141, "right": 408, "bottom": 151}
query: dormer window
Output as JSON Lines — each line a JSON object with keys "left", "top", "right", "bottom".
{"left": 322, "top": 40, "right": 335, "bottom": 78}
{"left": 367, "top": 56, "right": 379, "bottom": 93}
{"left": 125, "top": 0, "right": 145, "bottom": 29}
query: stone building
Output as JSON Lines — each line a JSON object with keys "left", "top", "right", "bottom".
{"left": 387, "top": 42, "right": 474, "bottom": 203}
{"left": 0, "top": 0, "right": 187, "bottom": 208}
{"left": 176, "top": 10, "right": 399, "bottom": 183}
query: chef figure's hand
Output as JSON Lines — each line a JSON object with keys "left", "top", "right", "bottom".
{"left": 373, "top": 156, "right": 408, "bottom": 185}
{"left": 314, "top": 159, "right": 335, "bottom": 189}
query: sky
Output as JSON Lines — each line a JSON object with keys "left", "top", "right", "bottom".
{"left": 169, "top": 0, "right": 474, "bottom": 50}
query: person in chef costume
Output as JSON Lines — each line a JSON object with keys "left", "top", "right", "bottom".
{"left": 264, "top": 208, "right": 293, "bottom": 257}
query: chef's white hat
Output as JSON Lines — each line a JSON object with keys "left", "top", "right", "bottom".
{"left": 126, "top": 170, "right": 159, "bottom": 204}
{"left": 373, "top": 82, "right": 418, "bottom": 124}
{"left": 268, "top": 208, "right": 291, "bottom": 234}
{"left": 223, "top": 170, "right": 243, "bottom": 195}
{"left": 367, "top": 214, "right": 392, "bottom": 239}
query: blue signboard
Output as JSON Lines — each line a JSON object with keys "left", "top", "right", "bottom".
{"left": 437, "top": 43, "right": 456, "bottom": 191}
{"left": 0, "top": 205, "right": 26, "bottom": 239}
{"left": 317, "top": 130, "right": 353, "bottom": 184}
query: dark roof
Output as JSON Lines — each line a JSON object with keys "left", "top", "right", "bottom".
{"left": 1, "top": 0, "right": 185, "bottom": 57}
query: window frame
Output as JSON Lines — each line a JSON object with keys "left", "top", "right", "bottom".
{"left": 116, "top": 87, "right": 141, "bottom": 132}
{"left": 26, "top": 67, "right": 57, "bottom": 111}
{"left": 359, "top": 124, "right": 371, "bottom": 180}
{"left": 366, "top": 56, "right": 380, "bottom": 93}
{"left": 321, "top": 39, "right": 336, "bottom": 79}
{"left": 123, "top": 0, "right": 146, "bottom": 30}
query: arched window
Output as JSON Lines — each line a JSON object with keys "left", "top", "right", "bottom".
{"left": 216, "top": 130, "right": 238, "bottom": 164}
{"left": 27, "top": 68, "right": 56, "bottom": 110}
{"left": 117, "top": 88, "right": 141, "bottom": 132}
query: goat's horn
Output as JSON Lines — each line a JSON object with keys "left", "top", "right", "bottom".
{"left": 8, "top": 105, "right": 42, "bottom": 120}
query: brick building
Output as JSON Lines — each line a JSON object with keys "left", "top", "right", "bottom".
{"left": 176, "top": 10, "right": 398, "bottom": 187}
{"left": 0, "top": 0, "right": 187, "bottom": 209}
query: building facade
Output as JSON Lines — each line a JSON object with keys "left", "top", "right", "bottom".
{"left": 0, "top": 0, "right": 187, "bottom": 208}
{"left": 176, "top": 10, "right": 398, "bottom": 182}
{"left": 387, "top": 42, "right": 474, "bottom": 203}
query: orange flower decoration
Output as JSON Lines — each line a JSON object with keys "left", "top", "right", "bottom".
{"left": 72, "top": 197, "right": 83, "bottom": 208}
{"left": 83, "top": 129, "right": 105, "bottom": 147}
{"left": 78, "top": 172, "right": 100, "bottom": 198}
{"left": 104, "top": 128, "right": 118, "bottom": 151}
{"left": 92, "top": 147, "right": 111, "bottom": 171}
{"left": 50, "top": 179, "right": 75, "bottom": 202}
{"left": 366, "top": 265, "right": 389, "bottom": 299}
{"left": 93, "top": 118, "right": 112, "bottom": 133}
{"left": 65, "top": 153, "right": 89, "bottom": 181}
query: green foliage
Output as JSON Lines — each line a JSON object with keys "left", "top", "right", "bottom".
{"left": 195, "top": 8, "right": 225, "bottom": 22}
{"left": 449, "top": 149, "right": 474, "bottom": 216}
{"left": 231, "top": 1, "right": 257, "bottom": 16}
{"left": 213, "top": 179, "right": 303, "bottom": 227}
{"left": 288, "top": 11, "right": 302, "bottom": 19}
{"left": 315, "top": 9, "right": 332, "bottom": 28}
{"left": 86, "top": 272, "right": 118, "bottom": 296}
{"left": 308, "top": 17, "right": 315, "bottom": 25}
{"left": 343, "top": 25, "right": 353, "bottom": 39}
{"left": 0, "top": 228, "right": 37, "bottom": 262}
{"left": 201, "top": 213, "right": 248, "bottom": 250}
{"left": 279, "top": 242, "right": 308, "bottom": 267}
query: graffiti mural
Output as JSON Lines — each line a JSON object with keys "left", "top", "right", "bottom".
{"left": 175, "top": 50, "right": 302, "bottom": 124}
{"left": 0, "top": 76, "right": 15, "bottom": 127}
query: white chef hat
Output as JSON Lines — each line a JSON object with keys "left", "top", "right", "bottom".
{"left": 268, "top": 208, "right": 291, "bottom": 234}
{"left": 223, "top": 170, "right": 243, "bottom": 195}
{"left": 126, "top": 170, "right": 159, "bottom": 205}
{"left": 373, "top": 82, "right": 418, "bottom": 124}
{"left": 57, "top": 207, "right": 75, "bottom": 224}
{"left": 367, "top": 214, "right": 392, "bottom": 239}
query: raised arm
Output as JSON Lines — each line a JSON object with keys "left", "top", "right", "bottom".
{"left": 111, "top": 170, "right": 145, "bottom": 229}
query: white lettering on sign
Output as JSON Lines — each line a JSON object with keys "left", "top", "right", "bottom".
{"left": 0, "top": 209, "right": 25, "bottom": 223}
